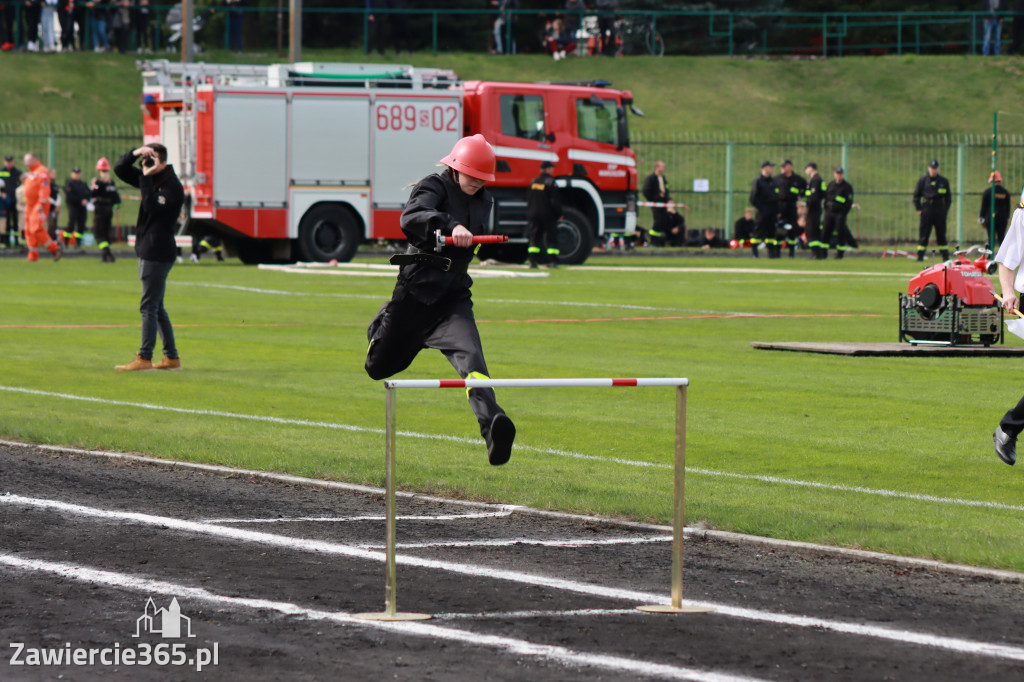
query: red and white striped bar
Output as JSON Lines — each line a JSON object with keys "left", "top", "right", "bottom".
{"left": 384, "top": 377, "right": 689, "bottom": 389}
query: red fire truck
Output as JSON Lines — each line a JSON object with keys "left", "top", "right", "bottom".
{"left": 138, "top": 60, "right": 640, "bottom": 264}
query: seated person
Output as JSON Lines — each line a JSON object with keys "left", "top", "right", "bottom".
{"left": 544, "top": 17, "right": 576, "bottom": 59}
{"left": 699, "top": 227, "right": 726, "bottom": 249}
{"left": 734, "top": 207, "right": 755, "bottom": 243}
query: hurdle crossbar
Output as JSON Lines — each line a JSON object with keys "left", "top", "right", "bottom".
{"left": 353, "top": 377, "right": 707, "bottom": 622}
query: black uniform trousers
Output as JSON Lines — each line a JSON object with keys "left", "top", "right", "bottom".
{"left": 365, "top": 289, "right": 505, "bottom": 441}
{"left": 93, "top": 204, "right": 114, "bottom": 247}
{"left": 66, "top": 202, "right": 87, "bottom": 237}
{"left": 528, "top": 217, "right": 559, "bottom": 263}
{"left": 805, "top": 205, "right": 823, "bottom": 249}
{"left": 918, "top": 205, "right": 948, "bottom": 251}
{"left": 822, "top": 211, "right": 853, "bottom": 253}
{"left": 999, "top": 393, "right": 1024, "bottom": 438}
{"left": 649, "top": 208, "right": 685, "bottom": 247}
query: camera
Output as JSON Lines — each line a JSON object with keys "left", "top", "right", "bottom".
{"left": 141, "top": 157, "right": 155, "bottom": 168}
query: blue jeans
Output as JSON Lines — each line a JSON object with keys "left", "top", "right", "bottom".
{"left": 983, "top": 18, "right": 1002, "bottom": 55}
{"left": 91, "top": 15, "right": 108, "bottom": 48}
{"left": 138, "top": 259, "right": 177, "bottom": 360}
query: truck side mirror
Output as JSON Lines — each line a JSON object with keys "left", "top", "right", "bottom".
{"left": 545, "top": 132, "right": 556, "bottom": 143}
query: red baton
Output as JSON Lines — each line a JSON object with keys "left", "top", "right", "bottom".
{"left": 434, "top": 230, "right": 509, "bottom": 252}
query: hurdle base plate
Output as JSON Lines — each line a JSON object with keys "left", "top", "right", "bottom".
{"left": 636, "top": 604, "right": 714, "bottom": 614}
{"left": 352, "top": 611, "right": 432, "bottom": 621}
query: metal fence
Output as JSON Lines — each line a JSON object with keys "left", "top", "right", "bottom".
{"left": 632, "top": 131, "right": 1024, "bottom": 246}
{"left": 0, "top": 123, "right": 144, "bottom": 235}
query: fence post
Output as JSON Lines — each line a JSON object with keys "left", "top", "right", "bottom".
{"left": 47, "top": 132, "right": 55, "bottom": 170}
{"left": 724, "top": 140, "right": 734, "bottom": 236}
{"left": 956, "top": 142, "right": 965, "bottom": 244}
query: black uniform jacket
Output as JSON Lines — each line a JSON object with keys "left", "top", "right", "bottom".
{"left": 64, "top": 178, "right": 91, "bottom": 207}
{"left": 980, "top": 184, "right": 1011, "bottom": 226}
{"left": 526, "top": 173, "right": 562, "bottom": 221}
{"left": 913, "top": 174, "right": 951, "bottom": 212}
{"left": 774, "top": 172, "right": 806, "bottom": 206}
{"left": 641, "top": 172, "right": 669, "bottom": 205}
{"left": 398, "top": 172, "right": 493, "bottom": 306}
{"left": 804, "top": 173, "right": 826, "bottom": 212}
{"left": 749, "top": 174, "right": 779, "bottom": 213}
{"left": 114, "top": 150, "right": 184, "bottom": 263}
{"left": 825, "top": 180, "right": 854, "bottom": 215}
{"left": 90, "top": 177, "right": 121, "bottom": 207}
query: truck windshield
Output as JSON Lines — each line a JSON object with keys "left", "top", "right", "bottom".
{"left": 499, "top": 94, "right": 546, "bottom": 141}
{"left": 576, "top": 97, "right": 619, "bottom": 147}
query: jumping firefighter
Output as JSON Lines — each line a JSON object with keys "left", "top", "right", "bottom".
{"left": 822, "top": 166, "right": 855, "bottom": 259}
{"left": 190, "top": 233, "right": 224, "bottom": 262}
{"left": 63, "top": 166, "right": 90, "bottom": 248}
{"left": 91, "top": 157, "right": 121, "bottom": 262}
{"left": 22, "top": 153, "right": 61, "bottom": 262}
{"left": 749, "top": 160, "right": 781, "bottom": 258}
{"left": 803, "top": 162, "right": 828, "bottom": 259}
{"left": 913, "top": 159, "right": 952, "bottom": 262}
{"left": 526, "top": 160, "right": 562, "bottom": 268}
{"left": 774, "top": 159, "right": 806, "bottom": 257}
{"left": 364, "top": 134, "right": 516, "bottom": 466}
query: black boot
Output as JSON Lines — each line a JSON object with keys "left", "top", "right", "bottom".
{"left": 940, "top": 249, "right": 950, "bottom": 261}
{"left": 835, "top": 250, "right": 844, "bottom": 260}
{"left": 750, "top": 244, "right": 759, "bottom": 258}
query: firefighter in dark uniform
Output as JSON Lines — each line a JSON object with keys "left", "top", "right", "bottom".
{"left": 979, "top": 170, "right": 1011, "bottom": 249}
{"left": 749, "top": 160, "right": 780, "bottom": 258}
{"left": 63, "top": 167, "right": 90, "bottom": 247}
{"left": 1, "top": 155, "right": 22, "bottom": 248}
{"left": 91, "top": 157, "right": 121, "bottom": 262}
{"left": 526, "top": 160, "right": 562, "bottom": 268}
{"left": 364, "top": 134, "right": 516, "bottom": 466}
{"left": 641, "top": 160, "right": 686, "bottom": 247}
{"left": 774, "top": 159, "right": 806, "bottom": 257}
{"left": 913, "top": 159, "right": 952, "bottom": 262}
{"left": 803, "top": 162, "right": 827, "bottom": 260}
{"left": 822, "top": 166, "right": 855, "bottom": 259}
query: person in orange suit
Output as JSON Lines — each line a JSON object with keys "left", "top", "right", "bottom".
{"left": 22, "top": 153, "right": 61, "bottom": 262}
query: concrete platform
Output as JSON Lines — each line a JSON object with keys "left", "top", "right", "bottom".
{"left": 751, "top": 341, "right": 1024, "bottom": 356}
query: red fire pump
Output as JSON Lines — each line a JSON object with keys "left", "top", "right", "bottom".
{"left": 898, "top": 245, "right": 1004, "bottom": 346}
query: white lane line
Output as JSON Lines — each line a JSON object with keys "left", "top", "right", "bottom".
{"left": 8, "top": 440, "right": 1024, "bottom": 584}
{"left": 3, "top": 386, "right": 1021, "bottom": 516}
{"left": 202, "top": 511, "right": 514, "bottom": 524}
{"left": 0, "top": 553, "right": 758, "bottom": 682}
{"left": 578, "top": 266, "right": 908, "bottom": 278}
{"left": 356, "top": 536, "right": 673, "bottom": 550}
{"left": 436, "top": 608, "right": 640, "bottom": 620}
{"left": 4, "top": 493, "right": 1024, "bottom": 663}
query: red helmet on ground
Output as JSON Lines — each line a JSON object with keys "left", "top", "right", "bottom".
{"left": 990, "top": 170, "right": 1002, "bottom": 183}
{"left": 440, "top": 134, "right": 496, "bottom": 182}
{"left": 96, "top": 157, "right": 110, "bottom": 171}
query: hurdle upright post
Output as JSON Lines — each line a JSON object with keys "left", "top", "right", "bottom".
{"left": 352, "top": 386, "right": 431, "bottom": 622}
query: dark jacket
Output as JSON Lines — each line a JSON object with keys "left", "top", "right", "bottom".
{"left": 913, "top": 173, "right": 951, "bottom": 212}
{"left": 980, "top": 183, "right": 1011, "bottom": 228}
{"left": 0, "top": 166, "right": 22, "bottom": 207}
{"left": 749, "top": 174, "right": 779, "bottom": 213}
{"left": 114, "top": 149, "right": 184, "bottom": 263}
{"left": 825, "top": 179, "right": 854, "bottom": 215}
{"left": 398, "top": 171, "right": 493, "bottom": 306}
{"left": 65, "top": 177, "right": 91, "bottom": 207}
{"left": 804, "top": 172, "right": 827, "bottom": 212}
{"left": 526, "top": 173, "right": 561, "bottom": 221}
{"left": 642, "top": 171, "right": 669, "bottom": 204}
{"left": 774, "top": 172, "right": 807, "bottom": 207}
{"left": 90, "top": 176, "right": 121, "bottom": 207}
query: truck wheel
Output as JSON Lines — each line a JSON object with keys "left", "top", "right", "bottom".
{"left": 299, "top": 204, "right": 360, "bottom": 263}
{"left": 557, "top": 207, "right": 593, "bottom": 264}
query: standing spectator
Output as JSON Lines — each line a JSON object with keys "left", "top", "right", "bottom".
{"left": 91, "top": 157, "right": 121, "bottom": 262}
{"left": 0, "top": 155, "right": 22, "bottom": 248}
{"left": 111, "top": 0, "right": 130, "bottom": 52}
{"left": 1, "top": 2, "right": 16, "bottom": 50}
{"left": 113, "top": 143, "right": 185, "bottom": 372}
{"left": 40, "top": 0, "right": 57, "bottom": 51}
{"left": 390, "top": 0, "right": 411, "bottom": 55}
{"left": 980, "top": 170, "right": 1012, "bottom": 248}
{"left": 364, "top": 134, "right": 516, "bottom": 466}
{"left": 526, "top": 160, "right": 562, "bottom": 268}
{"left": 564, "top": 0, "right": 585, "bottom": 40}
{"left": 733, "top": 206, "right": 755, "bottom": 243}
{"left": 22, "top": 153, "right": 62, "bottom": 262}
{"left": 58, "top": 0, "right": 74, "bottom": 50}
{"left": 749, "top": 160, "right": 780, "bottom": 258}
{"left": 491, "top": 0, "right": 517, "bottom": 55}
{"left": 984, "top": 0, "right": 1003, "bottom": 55}
{"left": 225, "top": 0, "right": 244, "bottom": 53}
{"left": 803, "top": 161, "right": 827, "bottom": 259}
{"left": 642, "top": 160, "right": 687, "bottom": 247}
{"left": 24, "top": 0, "right": 43, "bottom": 51}
{"left": 63, "top": 166, "right": 89, "bottom": 247}
{"left": 822, "top": 166, "right": 856, "bottom": 260}
{"left": 86, "top": 0, "right": 109, "bottom": 51}
{"left": 1012, "top": 0, "right": 1024, "bottom": 54}
{"left": 774, "top": 159, "right": 806, "bottom": 257}
{"left": 46, "top": 167, "right": 61, "bottom": 239}
{"left": 913, "top": 159, "right": 952, "bottom": 261}
{"left": 594, "top": 0, "right": 617, "bottom": 55}
{"left": 134, "top": 0, "right": 152, "bottom": 52}
{"left": 365, "top": 0, "right": 387, "bottom": 55}
{"left": 71, "top": 0, "right": 88, "bottom": 49}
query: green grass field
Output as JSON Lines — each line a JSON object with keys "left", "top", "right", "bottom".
{"left": 2, "top": 252, "right": 1022, "bottom": 571}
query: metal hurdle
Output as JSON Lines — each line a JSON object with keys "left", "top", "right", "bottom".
{"left": 352, "top": 377, "right": 712, "bottom": 621}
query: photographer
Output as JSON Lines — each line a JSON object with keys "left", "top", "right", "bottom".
{"left": 113, "top": 143, "right": 185, "bottom": 372}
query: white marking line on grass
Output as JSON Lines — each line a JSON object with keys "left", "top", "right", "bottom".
{"left": 580, "top": 266, "right": 909, "bottom": 278}
{"left": 258, "top": 263, "right": 549, "bottom": 279}
{"left": 355, "top": 536, "right": 673, "bottom": 550}
{"left": 4, "top": 493, "right": 1024, "bottom": 664}
{"left": 0, "top": 553, "right": 758, "bottom": 682}
{"left": 2, "top": 385, "right": 1021, "bottom": 516}
{"left": 202, "top": 511, "right": 513, "bottom": 524}
{"left": 435, "top": 608, "right": 647, "bottom": 620}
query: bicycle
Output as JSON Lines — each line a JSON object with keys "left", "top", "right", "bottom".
{"left": 615, "top": 15, "right": 665, "bottom": 57}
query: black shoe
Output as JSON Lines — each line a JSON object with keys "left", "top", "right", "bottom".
{"left": 486, "top": 414, "right": 516, "bottom": 466}
{"left": 994, "top": 426, "right": 1017, "bottom": 465}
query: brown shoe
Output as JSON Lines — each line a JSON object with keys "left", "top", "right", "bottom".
{"left": 115, "top": 354, "right": 153, "bottom": 372}
{"left": 153, "top": 355, "right": 182, "bottom": 371}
